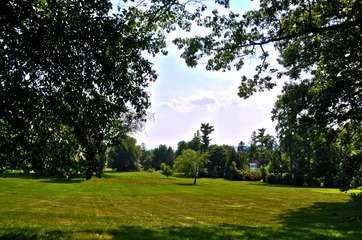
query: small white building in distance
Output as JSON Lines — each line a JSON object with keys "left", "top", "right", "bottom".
{"left": 249, "top": 162, "right": 258, "bottom": 171}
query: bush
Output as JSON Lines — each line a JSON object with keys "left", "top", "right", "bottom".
{"left": 160, "top": 163, "right": 173, "bottom": 178}
{"left": 350, "top": 192, "right": 362, "bottom": 202}
{"left": 224, "top": 161, "right": 243, "bottom": 180}
{"left": 260, "top": 166, "right": 267, "bottom": 182}
{"left": 241, "top": 169, "right": 262, "bottom": 181}
{"left": 0, "top": 167, "right": 9, "bottom": 177}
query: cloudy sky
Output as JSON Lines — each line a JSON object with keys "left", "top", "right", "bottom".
{"left": 113, "top": 0, "right": 284, "bottom": 149}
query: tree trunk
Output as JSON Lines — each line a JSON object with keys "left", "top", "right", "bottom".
{"left": 193, "top": 170, "right": 198, "bottom": 185}
{"left": 288, "top": 132, "right": 294, "bottom": 182}
{"left": 85, "top": 144, "right": 97, "bottom": 180}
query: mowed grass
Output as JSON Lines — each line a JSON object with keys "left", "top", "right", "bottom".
{"left": 0, "top": 172, "right": 361, "bottom": 240}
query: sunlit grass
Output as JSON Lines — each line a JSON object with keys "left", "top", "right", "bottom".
{"left": 0, "top": 172, "right": 361, "bottom": 239}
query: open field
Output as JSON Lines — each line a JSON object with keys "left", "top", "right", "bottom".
{"left": 0, "top": 172, "right": 361, "bottom": 240}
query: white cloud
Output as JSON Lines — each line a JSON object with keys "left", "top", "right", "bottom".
{"left": 133, "top": 82, "right": 283, "bottom": 149}
{"left": 156, "top": 91, "right": 236, "bottom": 113}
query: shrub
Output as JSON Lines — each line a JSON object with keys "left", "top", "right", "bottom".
{"left": 350, "top": 192, "right": 362, "bottom": 202}
{"left": 260, "top": 166, "right": 267, "bottom": 182}
{"left": 241, "top": 169, "right": 262, "bottom": 181}
{"left": 160, "top": 163, "right": 173, "bottom": 178}
{"left": 0, "top": 167, "right": 9, "bottom": 177}
{"left": 224, "top": 161, "right": 243, "bottom": 180}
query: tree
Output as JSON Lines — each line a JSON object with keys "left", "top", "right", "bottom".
{"left": 0, "top": 0, "right": 205, "bottom": 179}
{"left": 200, "top": 123, "right": 215, "bottom": 152}
{"left": 272, "top": 82, "right": 361, "bottom": 187}
{"left": 337, "top": 122, "right": 362, "bottom": 190}
{"left": 272, "top": 83, "right": 308, "bottom": 181}
{"left": 248, "top": 128, "right": 276, "bottom": 167}
{"left": 152, "top": 145, "right": 174, "bottom": 170}
{"left": 139, "top": 143, "right": 153, "bottom": 170}
{"left": 222, "top": 145, "right": 243, "bottom": 180}
{"left": 175, "top": 0, "right": 362, "bottom": 189}
{"left": 174, "top": 149, "right": 204, "bottom": 185}
{"left": 188, "top": 130, "right": 202, "bottom": 152}
{"left": 160, "top": 162, "right": 173, "bottom": 178}
{"left": 175, "top": 141, "right": 188, "bottom": 157}
{"left": 107, "top": 136, "right": 141, "bottom": 172}
{"left": 176, "top": 0, "right": 362, "bottom": 101}
{"left": 206, "top": 145, "right": 227, "bottom": 178}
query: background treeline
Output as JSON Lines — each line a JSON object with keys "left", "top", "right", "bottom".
{"left": 103, "top": 122, "right": 361, "bottom": 190}
{"left": 2, "top": 118, "right": 361, "bottom": 190}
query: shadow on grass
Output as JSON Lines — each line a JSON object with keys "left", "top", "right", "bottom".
{"left": 39, "top": 179, "right": 84, "bottom": 184}
{"left": 0, "top": 172, "right": 84, "bottom": 184}
{"left": 1, "top": 201, "right": 361, "bottom": 240}
{"left": 0, "top": 229, "right": 71, "bottom": 240}
{"left": 246, "top": 181, "right": 341, "bottom": 189}
{"left": 246, "top": 181, "right": 309, "bottom": 188}
{"left": 0, "top": 172, "right": 37, "bottom": 179}
{"left": 174, "top": 182, "right": 198, "bottom": 186}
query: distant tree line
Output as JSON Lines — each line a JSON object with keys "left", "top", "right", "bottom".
{"left": 104, "top": 121, "right": 361, "bottom": 190}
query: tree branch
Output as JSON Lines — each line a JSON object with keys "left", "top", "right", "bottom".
{"left": 217, "top": 17, "right": 362, "bottom": 51}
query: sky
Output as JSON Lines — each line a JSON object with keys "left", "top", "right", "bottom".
{"left": 112, "top": 0, "right": 284, "bottom": 149}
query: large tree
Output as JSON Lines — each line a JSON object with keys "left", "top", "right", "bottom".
{"left": 273, "top": 82, "right": 360, "bottom": 187}
{"left": 175, "top": 0, "right": 362, "bottom": 189}
{"left": 152, "top": 145, "right": 174, "bottom": 170}
{"left": 107, "top": 136, "right": 141, "bottom": 172}
{"left": 0, "top": 0, "right": 201, "bottom": 178}
{"left": 206, "top": 145, "right": 227, "bottom": 177}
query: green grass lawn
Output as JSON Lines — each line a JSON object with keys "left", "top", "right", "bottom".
{"left": 0, "top": 171, "right": 361, "bottom": 240}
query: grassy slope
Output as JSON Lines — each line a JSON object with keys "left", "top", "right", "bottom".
{"left": 0, "top": 172, "right": 361, "bottom": 240}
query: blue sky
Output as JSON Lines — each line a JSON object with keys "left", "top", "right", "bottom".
{"left": 112, "top": 0, "right": 283, "bottom": 149}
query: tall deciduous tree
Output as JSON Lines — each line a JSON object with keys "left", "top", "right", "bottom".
{"left": 206, "top": 145, "right": 227, "bottom": 178}
{"left": 174, "top": 149, "right": 204, "bottom": 185}
{"left": 0, "top": 0, "right": 204, "bottom": 178}
{"left": 152, "top": 145, "right": 174, "bottom": 170}
{"left": 107, "top": 136, "right": 141, "bottom": 172}
{"left": 175, "top": 0, "right": 362, "bottom": 189}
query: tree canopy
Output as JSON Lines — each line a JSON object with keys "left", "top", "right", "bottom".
{"left": 0, "top": 0, "right": 202, "bottom": 178}
{"left": 174, "top": 149, "right": 205, "bottom": 185}
{"left": 107, "top": 136, "right": 141, "bottom": 172}
{"left": 174, "top": 0, "right": 362, "bottom": 189}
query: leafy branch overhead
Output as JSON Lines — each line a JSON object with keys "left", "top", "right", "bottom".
{"left": 174, "top": 0, "right": 362, "bottom": 102}
{"left": 173, "top": 0, "right": 362, "bottom": 190}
